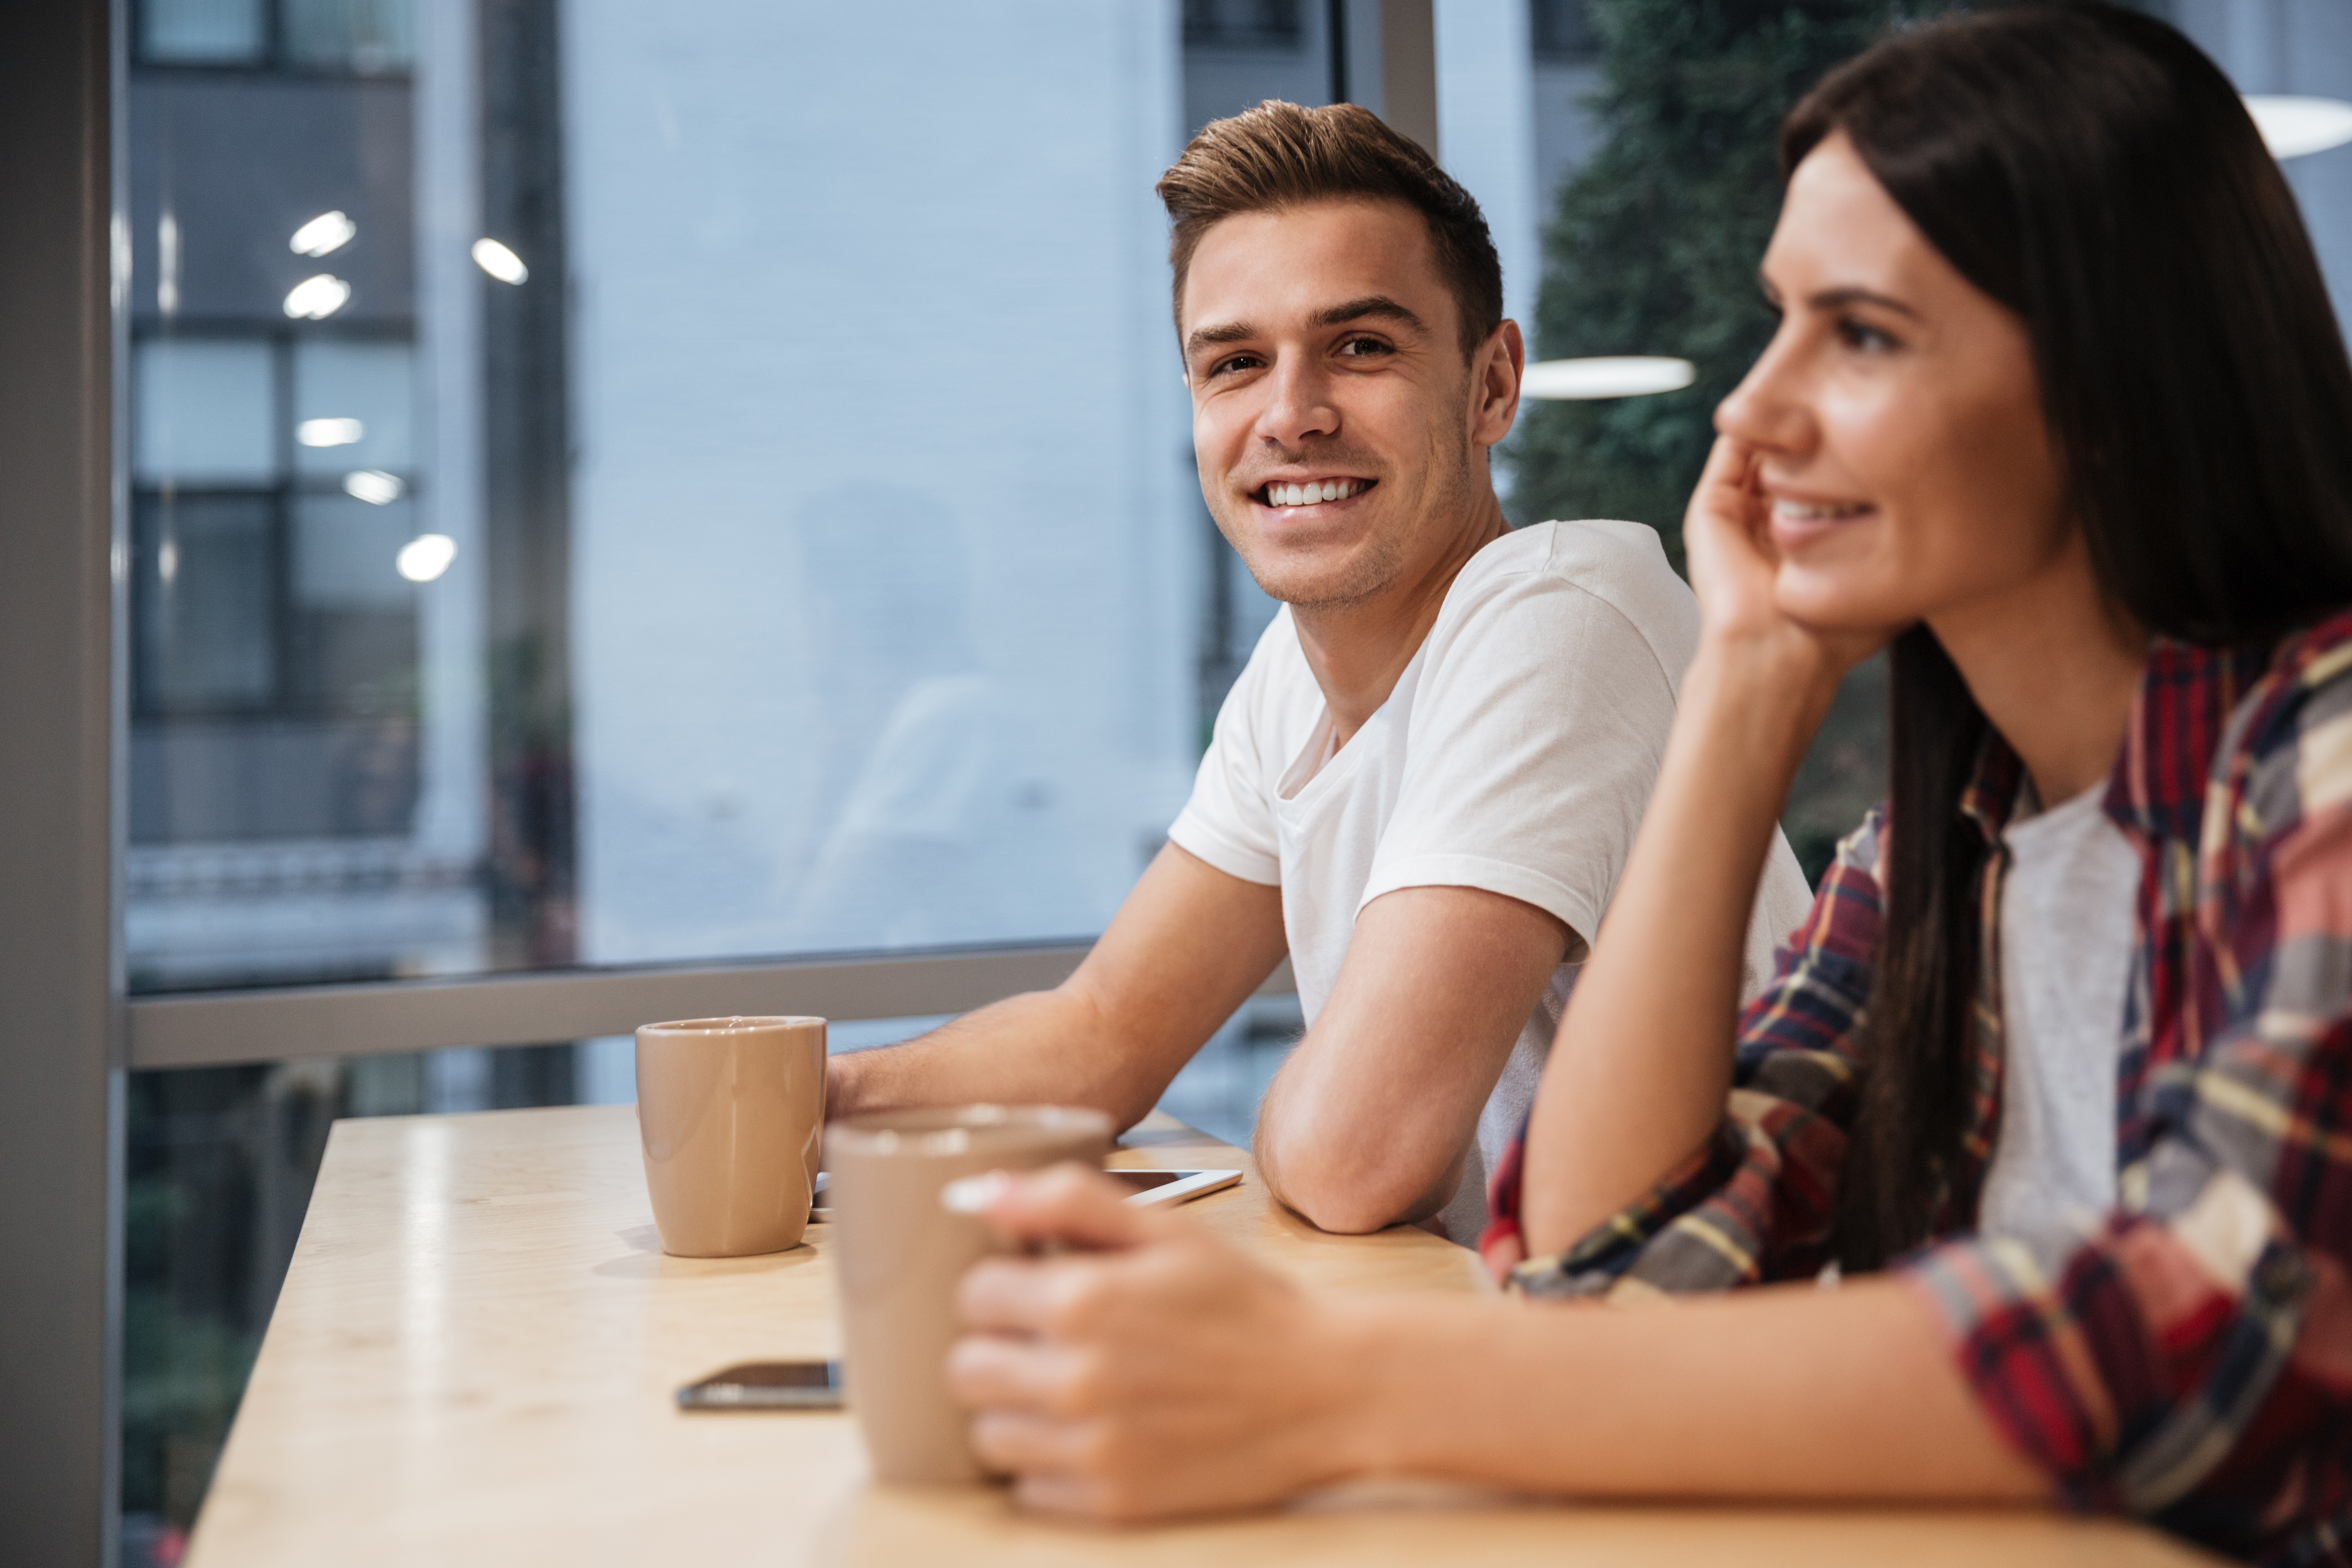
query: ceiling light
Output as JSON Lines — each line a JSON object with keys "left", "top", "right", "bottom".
{"left": 283, "top": 273, "right": 352, "bottom": 320}
{"left": 290, "top": 210, "right": 356, "bottom": 256}
{"left": 471, "top": 238, "right": 528, "bottom": 284}
{"left": 1521, "top": 356, "right": 1697, "bottom": 400}
{"left": 396, "top": 533, "right": 457, "bottom": 583}
{"left": 343, "top": 469, "right": 404, "bottom": 505}
{"left": 298, "top": 417, "right": 365, "bottom": 448}
{"left": 2244, "top": 96, "right": 2352, "bottom": 161}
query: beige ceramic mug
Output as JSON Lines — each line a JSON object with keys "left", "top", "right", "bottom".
{"left": 635, "top": 1015, "right": 827, "bottom": 1257}
{"left": 828, "top": 1104, "right": 1113, "bottom": 1484}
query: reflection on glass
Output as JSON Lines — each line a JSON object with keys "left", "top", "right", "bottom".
{"left": 395, "top": 532, "right": 457, "bottom": 583}
{"left": 280, "top": 272, "right": 352, "bottom": 319}
{"left": 342, "top": 467, "right": 404, "bottom": 504}
{"left": 290, "top": 209, "right": 357, "bottom": 257}
{"left": 470, "top": 236, "right": 526, "bottom": 283}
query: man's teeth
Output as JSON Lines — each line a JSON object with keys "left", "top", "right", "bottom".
{"left": 1775, "top": 499, "right": 1872, "bottom": 520}
{"left": 1265, "top": 478, "right": 1365, "bottom": 507}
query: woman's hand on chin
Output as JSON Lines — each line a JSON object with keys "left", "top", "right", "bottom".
{"left": 1684, "top": 435, "right": 1892, "bottom": 693}
{"left": 946, "top": 1164, "right": 1375, "bottom": 1522}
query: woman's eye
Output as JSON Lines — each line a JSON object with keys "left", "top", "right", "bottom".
{"left": 1835, "top": 317, "right": 1900, "bottom": 353}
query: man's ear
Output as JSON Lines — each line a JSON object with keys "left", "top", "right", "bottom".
{"left": 1471, "top": 319, "right": 1525, "bottom": 449}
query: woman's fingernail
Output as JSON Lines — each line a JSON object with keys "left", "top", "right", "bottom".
{"left": 942, "top": 1171, "right": 1011, "bottom": 1214}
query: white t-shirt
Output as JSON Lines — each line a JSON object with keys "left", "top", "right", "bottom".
{"left": 1169, "top": 519, "right": 1818, "bottom": 1241}
{"left": 1977, "top": 780, "right": 2138, "bottom": 1241}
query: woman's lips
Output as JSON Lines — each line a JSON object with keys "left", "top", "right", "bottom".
{"left": 1766, "top": 496, "right": 1875, "bottom": 552}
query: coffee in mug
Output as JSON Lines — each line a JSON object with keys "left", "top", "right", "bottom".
{"left": 635, "top": 1015, "right": 827, "bottom": 1258}
{"left": 827, "top": 1104, "right": 1112, "bottom": 1483}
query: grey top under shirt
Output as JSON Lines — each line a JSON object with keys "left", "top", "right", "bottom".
{"left": 1974, "top": 778, "right": 2140, "bottom": 1242}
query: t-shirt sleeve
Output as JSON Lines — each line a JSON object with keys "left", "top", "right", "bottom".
{"left": 1166, "top": 620, "right": 1285, "bottom": 887}
{"left": 1361, "top": 566, "right": 1680, "bottom": 954}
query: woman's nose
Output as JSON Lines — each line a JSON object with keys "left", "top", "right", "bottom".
{"left": 1715, "top": 334, "right": 1810, "bottom": 455}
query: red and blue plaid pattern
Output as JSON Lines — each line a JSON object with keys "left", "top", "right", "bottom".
{"left": 1488, "top": 612, "right": 2352, "bottom": 1564}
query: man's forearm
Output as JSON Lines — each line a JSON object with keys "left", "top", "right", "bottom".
{"left": 1250, "top": 885, "right": 1571, "bottom": 1235}
{"left": 827, "top": 986, "right": 1168, "bottom": 1131}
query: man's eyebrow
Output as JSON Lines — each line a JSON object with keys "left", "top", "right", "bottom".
{"left": 1183, "top": 296, "right": 1427, "bottom": 360}
{"left": 1184, "top": 320, "right": 1257, "bottom": 358}
{"left": 1307, "top": 295, "right": 1424, "bottom": 332}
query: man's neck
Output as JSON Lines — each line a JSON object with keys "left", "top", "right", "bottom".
{"left": 1290, "top": 488, "right": 1509, "bottom": 747}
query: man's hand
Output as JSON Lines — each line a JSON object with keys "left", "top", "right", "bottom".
{"left": 1252, "top": 884, "right": 1570, "bottom": 1234}
{"left": 946, "top": 1165, "right": 1373, "bottom": 1521}
{"left": 825, "top": 844, "right": 1286, "bottom": 1131}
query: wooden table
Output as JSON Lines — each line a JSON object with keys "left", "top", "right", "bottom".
{"left": 188, "top": 1104, "right": 2214, "bottom": 1566}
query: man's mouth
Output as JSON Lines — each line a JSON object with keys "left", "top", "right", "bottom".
{"left": 1254, "top": 477, "right": 1375, "bottom": 509}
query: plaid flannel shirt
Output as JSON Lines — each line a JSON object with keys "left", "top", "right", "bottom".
{"left": 1486, "top": 610, "right": 2352, "bottom": 1565}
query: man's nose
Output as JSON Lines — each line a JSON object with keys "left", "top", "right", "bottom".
{"left": 1254, "top": 356, "right": 1340, "bottom": 448}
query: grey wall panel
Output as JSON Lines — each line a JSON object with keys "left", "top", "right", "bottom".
{"left": 0, "top": 0, "right": 122, "bottom": 1562}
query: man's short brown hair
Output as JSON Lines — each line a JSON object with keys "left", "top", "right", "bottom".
{"left": 1157, "top": 101, "right": 1504, "bottom": 358}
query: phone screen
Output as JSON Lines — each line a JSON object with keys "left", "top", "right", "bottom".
{"left": 677, "top": 1360, "right": 842, "bottom": 1410}
{"left": 1106, "top": 1170, "right": 1187, "bottom": 1193}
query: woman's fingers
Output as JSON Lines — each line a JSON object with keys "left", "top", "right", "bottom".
{"left": 949, "top": 1162, "right": 1164, "bottom": 1253}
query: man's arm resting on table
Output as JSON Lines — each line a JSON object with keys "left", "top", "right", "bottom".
{"left": 1253, "top": 884, "right": 1570, "bottom": 1234}
{"left": 826, "top": 843, "right": 1288, "bottom": 1132}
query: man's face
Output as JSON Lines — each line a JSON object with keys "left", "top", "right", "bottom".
{"left": 1180, "top": 198, "right": 1514, "bottom": 609}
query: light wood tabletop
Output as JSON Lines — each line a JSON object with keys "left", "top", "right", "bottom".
{"left": 187, "top": 1102, "right": 2216, "bottom": 1567}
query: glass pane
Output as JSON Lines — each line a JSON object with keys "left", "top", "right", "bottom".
{"left": 134, "top": 493, "right": 278, "bottom": 712}
{"left": 141, "top": 0, "right": 267, "bottom": 66}
{"left": 133, "top": 339, "right": 278, "bottom": 487}
{"left": 292, "top": 339, "right": 414, "bottom": 477}
{"left": 284, "top": 0, "right": 417, "bottom": 72}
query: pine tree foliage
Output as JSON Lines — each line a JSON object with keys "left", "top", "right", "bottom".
{"left": 1507, "top": 0, "right": 1903, "bottom": 566}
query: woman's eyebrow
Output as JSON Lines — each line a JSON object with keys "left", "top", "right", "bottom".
{"left": 1807, "top": 284, "right": 1920, "bottom": 318}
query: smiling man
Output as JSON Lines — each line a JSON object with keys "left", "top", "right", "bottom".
{"left": 827, "top": 102, "right": 1813, "bottom": 1240}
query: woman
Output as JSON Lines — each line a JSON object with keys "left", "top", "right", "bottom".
{"left": 942, "top": 8, "right": 2352, "bottom": 1559}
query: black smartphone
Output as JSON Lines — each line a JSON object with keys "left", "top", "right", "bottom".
{"left": 676, "top": 1359, "right": 843, "bottom": 1411}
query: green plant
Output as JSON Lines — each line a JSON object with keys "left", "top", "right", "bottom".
{"left": 1508, "top": 0, "right": 1904, "bottom": 568}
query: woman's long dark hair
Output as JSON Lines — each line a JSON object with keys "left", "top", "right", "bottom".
{"left": 1782, "top": 4, "right": 2352, "bottom": 1267}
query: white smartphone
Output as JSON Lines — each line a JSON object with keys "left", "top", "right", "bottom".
{"left": 1105, "top": 1168, "right": 1243, "bottom": 1207}
{"left": 808, "top": 1166, "right": 1242, "bottom": 1217}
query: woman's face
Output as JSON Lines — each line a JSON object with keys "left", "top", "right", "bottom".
{"left": 1717, "top": 132, "right": 2073, "bottom": 634}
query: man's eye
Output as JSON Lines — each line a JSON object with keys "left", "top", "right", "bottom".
{"left": 1336, "top": 337, "right": 1392, "bottom": 358}
{"left": 1835, "top": 317, "right": 1899, "bottom": 353}
{"left": 1209, "top": 353, "right": 1261, "bottom": 376}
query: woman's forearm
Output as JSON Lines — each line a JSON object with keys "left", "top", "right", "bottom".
{"left": 1518, "top": 640, "right": 1837, "bottom": 1257}
{"left": 1333, "top": 1278, "right": 2046, "bottom": 1503}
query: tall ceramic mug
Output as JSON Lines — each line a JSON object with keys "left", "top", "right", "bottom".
{"left": 829, "top": 1105, "right": 1113, "bottom": 1484}
{"left": 635, "top": 1015, "right": 827, "bottom": 1258}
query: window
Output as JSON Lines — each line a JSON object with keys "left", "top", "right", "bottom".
{"left": 106, "top": 4, "right": 2352, "bottom": 1559}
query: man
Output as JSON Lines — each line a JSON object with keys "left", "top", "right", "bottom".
{"left": 829, "top": 101, "right": 1813, "bottom": 1241}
